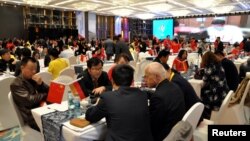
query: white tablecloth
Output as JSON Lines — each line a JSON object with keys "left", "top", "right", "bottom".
{"left": 188, "top": 79, "right": 204, "bottom": 98}
{"left": 0, "top": 73, "right": 15, "bottom": 81}
{"left": 234, "top": 57, "right": 249, "bottom": 73}
{"left": 31, "top": 101, "right": 107, "bottom": 141}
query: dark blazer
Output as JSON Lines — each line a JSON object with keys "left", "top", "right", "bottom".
{"left": 171, "top": 72, "right": 201, "bottom": 112}
{"left": 0, "top": 58, "right": 15, "bottom": 72}
{"left": 221, "top": 58, "right": 239, "bottom": 91}
{"left": 217, "top": 41, "right": 224, "bottom": 52}
{"left": 86, "top": 87, "right": 153, "bottom": 141}
{"left": 10, "top": 75, "right": 49, "bottom": 131}
{"left": 77, "top": 69, "right": 112, "bottom": 96}
{"left": 115, "top": 40, "right": 133, "bottom": 61}
{"left": 150, "top": 79, "right": 185, "bottom": 141}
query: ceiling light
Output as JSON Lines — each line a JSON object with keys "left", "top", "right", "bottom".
{"left": 72, "top": 2, "right": 99, "bottom": 11}
{"left": 130, "top": 0, "right": 166, "bottom": 6}
{"left": 210, "top": 6, "right": 235, "bottom": 13}
{"left": 23, "top": 0, "right": 52, "bottom": 5}
{"left": 54, "top": 0, "right": 76, "bottom": 6}
{"left": 110, "top": 8, "right": 134, "bottom": 17}
{"left": 191, "top": 0, "right": 222, "bottom": 8}
{"left": 135, "top": 13, "right": 155, "bottom": 19}
{"left": 143, "top": 3, "right": 172, "bottom": 13}
{"left": 168, "top": 10, "right": 191, "bottom": 16}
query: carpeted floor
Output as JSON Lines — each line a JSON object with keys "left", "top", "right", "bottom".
{"left": 0, "top": 126, "right": 21, "bottom": 141}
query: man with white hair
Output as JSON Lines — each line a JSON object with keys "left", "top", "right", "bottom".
{"left": 144, "top": 62, "right": 185, "bottom": 141}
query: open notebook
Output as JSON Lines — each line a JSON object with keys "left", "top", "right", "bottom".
{"left": 47, "top": 77, "right": 86, "bottom": 104}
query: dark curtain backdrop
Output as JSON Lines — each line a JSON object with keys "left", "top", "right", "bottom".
{"left": 0, "top": 5, "right": 25, "bottom": 39}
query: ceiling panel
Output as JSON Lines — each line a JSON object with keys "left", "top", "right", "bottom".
{"left": 1, "top": 0, "right": 250, "bottom": 19}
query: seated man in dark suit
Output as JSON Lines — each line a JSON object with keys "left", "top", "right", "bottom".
{"left": 77, "top": 57, "right": 112, "bottom": 103}
{"left": 0, "top": 49, "right": 16, "bottom": 72}
{"left": 86, "top": 64, "right": 153, "bottom": 141}
{"left": 153, "top": 49, "right": 170, "bottom": 65}
{"left": 164, "top": 64, "right": 201, "bottom": 112}
{"left": 144, "top": 62, "right": 185, "bottom": 141}
{"left": 10, "top": 57, "right": 49, "bottom": 131}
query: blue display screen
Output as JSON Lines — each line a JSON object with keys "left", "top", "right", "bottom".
{"left": 153, "top": 19, "right": 173, "bottom": 39}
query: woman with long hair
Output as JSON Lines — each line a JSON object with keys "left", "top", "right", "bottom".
{"left": 200, "top": 51, "right": 229, "bottom": 119}
{"left": 172, "top": 50, "right": 189, "bottom": 72}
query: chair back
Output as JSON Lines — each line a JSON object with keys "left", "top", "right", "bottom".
{"left": 36, "top": 71, "right": 52, "bottom": 85}
{"left": 182, "top": 102, "right": 204, "bottom": 131}
{"left": 103, "top": 63, "right": 114, "bottom": 72}
{"left": 8, "top": 92, "right": 25, "bottom": 132}
{"left": 129, "top": 61, "right": 136, "bottom": 69}
{"left": 59, "top": 67, "right": 76, "bottom": 79}
{"left": 68, "top": 56, "right": 77, "bottom": 65}
{"left": 163, "top": 120, "right": 193, "bottom": 141}
{"left": 8, "top": 92, "right": 43, "bottom": 140}
{"left": 54, "top": 75, "right": 74, "bottom": 101}
{"left": 134, "top": 60, "right": 151, "bottom": 82}
{"left": 210, "top": 90, "right": 234, "bottom": 123}
{"left": 0, "top": 77, "right": 18, "bottom": 131}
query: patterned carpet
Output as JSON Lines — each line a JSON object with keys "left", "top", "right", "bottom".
{"left": 0, "top": 126, "right": 21, "bottom": 141}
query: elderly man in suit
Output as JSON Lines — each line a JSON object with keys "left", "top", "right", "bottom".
{"left": 144, "top": 62, "right": 185, "bottom": 141}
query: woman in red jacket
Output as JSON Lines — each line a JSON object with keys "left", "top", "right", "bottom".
{"left": 172, "top": 50, "right": 189, "bottom": 72}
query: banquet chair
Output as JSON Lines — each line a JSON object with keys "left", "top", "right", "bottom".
{"left": 54, "top": 75, "right": 74, "bottom": 101}
{"left": 129, "top": 60, "right": 137, "bottom": 69}
{"left": 103, "top": 64, "right": 114, "bottom": 72}
{"left": 182, "top": 102, "right": 204, "bottom": 131}
{"left": 36, "top": 71, "right": 52, "bottom": 85}
{"left": 59, "top": 67, "right": 76, "bottom": 79}
{"left": 68, "top": 56, "right": 77, "bottom": 65}
{"left": 163, "top": 120, "right": 193, "bottom": 141}
{"left": 193, "top": 90, "right": 235, "bottom": 141}
{"left": 210, "top": 90, "right": 234, "bottom": 124}
{"left": 0, "top": 77, "right": 18, "bottom": 131}
{"left": 8, "top": 92, "right": 43, "bottom": 141}
{"left": 134, "top": 60, "right": 151, "bottom": 82}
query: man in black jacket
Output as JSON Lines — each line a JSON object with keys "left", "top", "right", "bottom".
{"left": 0, "top": 49, "right": 16, "bottom": 72}
{"left": 10, "top": 57, "right": 49, "bottom": 131}
{"left": 214, "top": 51, "right": 239, "bottom": 91}
{"left": 144, "top": 62, "right": 185, "bottom": 141}
{"left": 86, "top": 64, "right": 153, "bottom": 141}
{"left": 115, "top": 34, "right": 133, "bottom": 61}
{"left": 153, "top": 49, "right": 170, "bottom": 65}
{"left": 164, "top": 64, "right": 201, "bottom": 112}
{"left": 77, "top": 57, "right": 112, "bottom": 103}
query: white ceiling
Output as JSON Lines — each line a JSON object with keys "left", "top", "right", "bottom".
{"left": 1, "top": 0, "right": 250, "bottom": 19}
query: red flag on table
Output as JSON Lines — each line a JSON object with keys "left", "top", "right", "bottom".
{"left": 69, "top": 80, "right": 86, "bottom": 100}
{"left": 47, "top": 81, "right": 65, "bottom": 104}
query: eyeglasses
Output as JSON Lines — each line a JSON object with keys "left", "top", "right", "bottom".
{"left": 91, "top": 67, "right": 103, "bottom": 71}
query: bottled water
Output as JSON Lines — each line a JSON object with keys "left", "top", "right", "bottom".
{"left": 68, "top": 92, "right": 75, "bottom": 115}
{"left": 73, "top": 94, "right": 81, "bottom": 117}
{"left": 186, "top": 62, "right": 194, "bottom": 80}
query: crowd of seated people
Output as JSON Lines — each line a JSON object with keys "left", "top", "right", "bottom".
{"left": 2, "top": 33, "right": 250, "bottom": 141}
